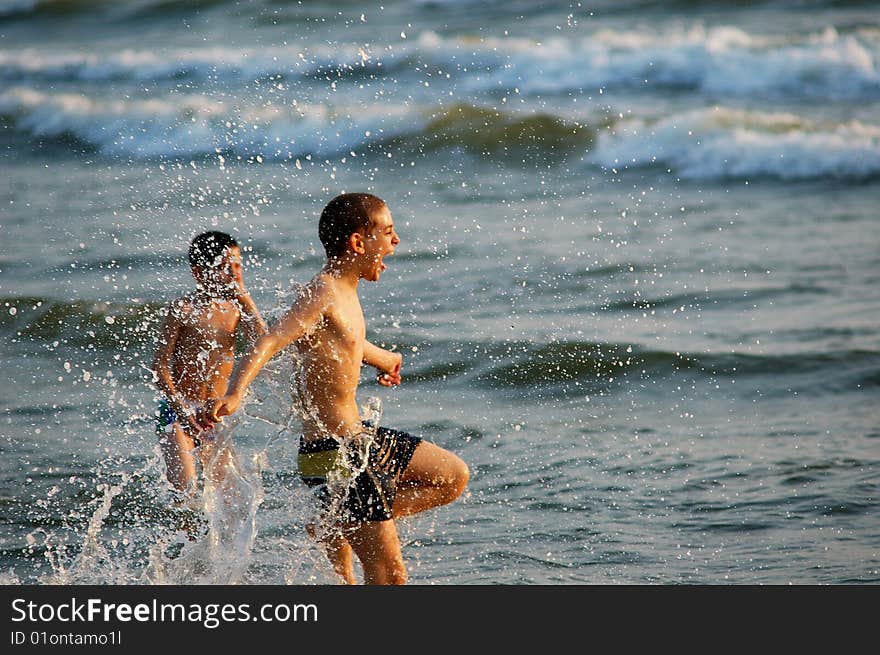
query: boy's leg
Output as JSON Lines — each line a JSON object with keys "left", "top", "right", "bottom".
{"left": 159, "top": 423, "right": 199, "bottom": 493}
{"left": 198, "top": 440, "right": 233, "bottom": 485}
{"left": 393, "top": 440, "right": 469, "bottom": 518}
{"left": 306, "top": 523, "right": 357, "bottom": 584}
{"left": 344, "top": 519, "right": 407, "bottom": 585}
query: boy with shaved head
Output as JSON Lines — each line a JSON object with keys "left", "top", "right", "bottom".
{"left": 203, "top": 193, "right": 469, "bottom": 584}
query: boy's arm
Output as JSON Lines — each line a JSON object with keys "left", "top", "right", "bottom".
{"left": 363, "top": 339, "right": 402, "bottom": 387}
{"left": 232, "top": 263, "right": 268, "bottom": 344}
{"left": 236, "top": 290, "right": 268, "bottom": 345}
{"left": 207, "top": 280, "right": 329, "bottom": 421}
{"left": 151, "top": 303, "right": 201, "bottom": 434}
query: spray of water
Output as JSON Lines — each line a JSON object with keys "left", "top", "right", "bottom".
{"left": 327, "top": 395, "right": 382, "bottom": 515}
{"left": 144, "top": 420, "right": 265, "bottom": 585}
{"left": 17, "top": 286, "right": 387, "bottom": 585}
{"left": 18, "top": 413, "right": 270, "bottom": 585}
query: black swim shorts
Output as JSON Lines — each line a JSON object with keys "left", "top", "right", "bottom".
{"left": 297, "top": 424, "right": 422, "bottom": 522}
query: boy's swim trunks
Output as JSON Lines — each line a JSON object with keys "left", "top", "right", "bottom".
{"left": 155, "top": 399, "right": 177, "bottom": 434}
{"left": 155, "top": 399, "right": 208, "bottom": 447}
{"left": 298, "top": 424, "right": 422, "bottom": 522}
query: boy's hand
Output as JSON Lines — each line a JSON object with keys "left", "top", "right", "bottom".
{"left": 233, "top": 281, "right": 249, "bottom": 304}
{"left": 208, "top": 394, "right": 241, "bottom": 421}
{"left": 194, "top": 405, "right": 217, "bottom": 432}
{"left": 376, "top": 353, "right": 402, "bottom": 387}
{"left": 232, "top": 266, "right": 253, "bottom": 304}
{"left": 180, "top": 412, "right": 206, "bottom": 437}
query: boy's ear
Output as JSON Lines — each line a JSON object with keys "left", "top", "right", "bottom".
{"left": 348, "top": 232, "right": 366, "bottom": 254}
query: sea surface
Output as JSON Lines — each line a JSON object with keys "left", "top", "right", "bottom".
{"left": 1, "top": 0, "right": 878, "bottom": 585}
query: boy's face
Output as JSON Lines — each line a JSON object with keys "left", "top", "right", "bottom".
{"left": 360, "top": 204, "right": 399, "bottom": 282}
{"left": 194, "top": 245, "right": 243, "bottom": 298}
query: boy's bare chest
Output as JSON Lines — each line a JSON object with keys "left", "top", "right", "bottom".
{"left": 317, "top": 298, "right": 365, "bottom": 350}
{"left": 183, "top": 302, "right": 239, "bottom": 344}
{"left": 332, "top": 306, "right": 365, "bottom": 343}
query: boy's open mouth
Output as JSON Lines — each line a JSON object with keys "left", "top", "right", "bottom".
{"left": 379, "top": 252, "right": 392, "bottom": 272}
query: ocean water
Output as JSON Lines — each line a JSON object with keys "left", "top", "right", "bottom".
{"left": 1, "top": 0, "right": 878, "bottom": 585}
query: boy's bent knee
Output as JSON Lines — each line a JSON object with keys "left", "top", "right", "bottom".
{"left": 458, "top": 460, "right": 470, "bottom": 491}
{"left": 447, "top": 456, "right": 469, "bottom": 500}
{"left": 432, "top": 457, "right": 468, "bottom": 507}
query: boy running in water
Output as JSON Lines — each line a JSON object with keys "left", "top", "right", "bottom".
{"left": 152, "top": 231, "right": 267, "bottom": 495}
{"left": 202, "top": 193, "right": 468, "bottom": 584}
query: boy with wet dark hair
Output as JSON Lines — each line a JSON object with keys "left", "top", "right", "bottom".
{"left": 202, "top": 193, "right": 469, "bottom": 584}
{"left": 152, "top": 230, "right": 267, "bottom": 495}
{"left": 188, "top": 230, "right": 237, "bottom": 271}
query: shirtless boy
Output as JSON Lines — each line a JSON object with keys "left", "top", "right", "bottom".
{"left": 202, "top": 193, "right": 469, "bottom": 584}
{"left": 152, "top": 230, "right": 267, "bottom": 495}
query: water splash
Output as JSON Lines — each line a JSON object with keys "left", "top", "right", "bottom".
{"left": 11, "top": 334, "right": 386, "bottom": 586}
{"left": 25, "top": 459, "right": 158, "bottom": 585}
{"left": 326, "top": 395, "right": 382, "bottom": 513}
{"left": 303, "top": 395, "right": 384, "bottom": 581}
{"left": 62, "top": 473, "right": 131, "bottom": 584}
{"left": 16, "top": 418, "right": 268, "bottom": 586}
{"left": 143, "top": 421, "right": 265, "bottom": 585}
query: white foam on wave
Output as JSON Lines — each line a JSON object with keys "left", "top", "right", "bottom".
{"left": 0, "top": 86, "right": 416, "bottom": 159}
{"left": 591, "top": 106, "right": 880, "bottom": 180}
{"left": 4, "top": 83, "right": 879, "bottom": 179}
{"left": 435, "top": 24, "right": 880, "bottom": 101}
{"left": 0, "top": 87, "right": 226, "bottom": 157}
{"left": 3, "top": 24, "right": 877, "bottom": 101}
{"left": 0, "top": 40, "right": 410, "bottom": 83}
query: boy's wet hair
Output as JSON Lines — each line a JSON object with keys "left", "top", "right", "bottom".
{"left": 189, "top": 231, "right": 238, "bottom": 269}
{"left": 319, "top": 193, "right": 386, "bottom": 258}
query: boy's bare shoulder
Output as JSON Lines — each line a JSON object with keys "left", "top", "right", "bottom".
{"left": 298, "top": 272, "right": 337, "bottom": 304}
{"left": 162, "top": 293, "right": 198, "bottom": 321}
{"left": 277, "top": 272, "right": 336, "bottom": 338}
